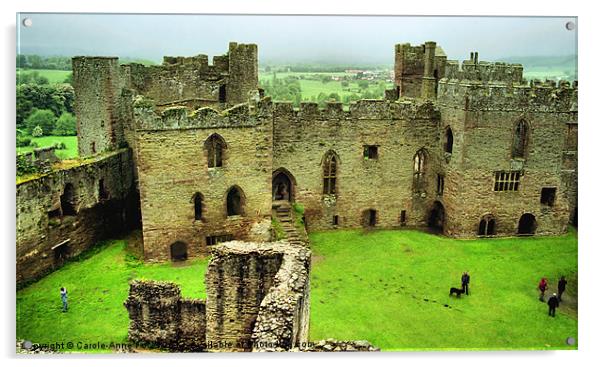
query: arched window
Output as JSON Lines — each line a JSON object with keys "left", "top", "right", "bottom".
{"left": 205, "top": 134, "right": 226, "bottom": 168}
{"left": 323, "top": 152, "right": 338, "bottom": 195}
{"left": 413, "top": 149, "right": 427, "bottom": 189}
{"left": 61, "top": 183, "right": 77, "bottom": 216}
{"left": 226, "top": 186, "right": 244, "bottom": 216}
{"left": 444, "top": 126, "right": 454, "bottom": 154}
{"left": 192, "top": 192, "right": 204, "bottom": 221}
{"left": 478, "top": 215, "right": 496, "bottom": 236}
{"left": 512, "top": 120, "right": 529, "bottom": 158}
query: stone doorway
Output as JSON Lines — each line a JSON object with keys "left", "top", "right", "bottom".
{"left": 428, "top": 201, "right": 445, "bottom": 233}
{"left": 170, "top": 241, "right": 188, "bottom": 262}
{"left": 518, "top": 213, "right": 536, "bottom": 235}
{"left": 272, "top": 169, "right": 295, "bottom": 202}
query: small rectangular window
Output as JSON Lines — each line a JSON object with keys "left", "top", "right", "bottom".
{"left": 206, "top": 234, "right": 233, "bottom": 246}
{"left": 400, "top": 210, "right": 407, "bottom": 225}
{"left": 363, "top": 145, "right": 378, "bottom": 160}
{"left": 332, "top": 215, "right": 339, "bottom": 225}
{"left": 494, "top": 171, "right": 521, "bottom": 192}
{"left": 540, "top": 187, "right": 557, "bottom": 206}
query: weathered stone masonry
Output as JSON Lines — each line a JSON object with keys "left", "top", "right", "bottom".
{"left": 124, "top": 240, "right": 311, "bottom": 352}
{"left": 16, "top": 149, "right": 138, "bottom": 285}
{"left": 67, "top": 40, "right": 577, "bottom": 261}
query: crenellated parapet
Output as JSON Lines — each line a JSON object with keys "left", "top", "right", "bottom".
{"left": 270, "top": 99, "right": 440, "bottom": 122}
{"left": 444, "top": 59, "right": 524, "bottom": 84}
{"left": 437, "top": 78, "right": 578, "bottom": 112}
{"left": 134, "top": 99, "right": 264, "bottom": 131}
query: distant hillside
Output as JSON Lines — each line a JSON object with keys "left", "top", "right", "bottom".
{"left": 496, "top": 55, "right": 577, "bottom": 81}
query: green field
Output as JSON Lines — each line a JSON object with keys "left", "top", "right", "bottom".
{"left": 17, "top": 135, "right": 78, "bottom": 159}
{"left": 259, "top": 71, "right": 393, "bottom": 103}
{"left": 17, "top": 69, "right": 72, "bottom": 84}
{"left": 16, "top": 228, "right": 577, "bottom": 352}
{"left": 17, "top": 239, "right": 209, "bottom": 352}
{"left": 309, "top": 228, "right": 577, "bottom": 350}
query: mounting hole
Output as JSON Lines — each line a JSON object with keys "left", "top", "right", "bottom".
{"left": 565, "top": 21, "right": 575, "bottom": 31}
{"left": 566, "top": 337, "right": 576, "bottom": 345}
{"left": 22, "top": 340, "right": 33, "bottom": 349}
{"left": 22, "top": 18, "right": 33, "bottom": 27}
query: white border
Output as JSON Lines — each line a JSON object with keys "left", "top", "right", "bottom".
{"left": 3, "top": 1, "right": 599, "bottom": 367}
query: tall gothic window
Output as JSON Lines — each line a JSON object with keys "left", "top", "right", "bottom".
{"left": 512, "top": 120, "right": 529, "bottom": 158}
{"left": 205, "top": 134, "right": 226, "bottom": 168}
{"left": 192, "top": 192, "right": 204, "bottom": 221}
{"left": 413, "top": 149, "right": 427, "bottom": 189}
{"left": 323, "top": 152, "right": 338, "bottom": 195}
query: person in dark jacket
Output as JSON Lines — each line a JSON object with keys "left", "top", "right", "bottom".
{"left": 558, "top": 276, "right": 567, "bottom": 302}
{"left": 60, "top": 287, "right": 68, "bottom": 312}
{"left": 461, "top": 271, "right": 470, "bottom": 295}
{"left": 547, "top": 293, "right": 559, "bottom": 317}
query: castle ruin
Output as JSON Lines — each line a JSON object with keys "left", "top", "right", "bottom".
{"left": 16, "top": 41, "right": 577, "bottom": 283}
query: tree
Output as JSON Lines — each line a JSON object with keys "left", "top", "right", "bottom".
{"left": 32, "top": 125, "right": 43, "bottom": 137}
{"left": 63, "top": 72, "right": 73, "bottom": 85}
{"left": 358, "top": 80, "right": 370, "bottom": 90}
{"left": 52, "top": 112, "right": 77, "bottom": 136}
{"left": 341, "top": 80, "right": 349, "bottom": 88}
{"left": 25, "top": 109, "right": 56, "bottom": 136}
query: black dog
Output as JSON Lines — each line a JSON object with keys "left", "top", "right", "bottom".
{"left": 449, "top": 287, "right": 465, "bottom": 297}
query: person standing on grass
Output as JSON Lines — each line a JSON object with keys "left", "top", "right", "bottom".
{"left": 547, "top": 293, "right": 559, "bottom": 317}
{"left": 60, "top": 287, "right": 68, "bottom": 312}
{"left": 558, "top": 276, "right": 567, "bottom": 302}
{"left": 538, "top": 278, "right": 548, "bottom": 302}
{"left": 461, "top": 271, "right": 470, "bottom": 295}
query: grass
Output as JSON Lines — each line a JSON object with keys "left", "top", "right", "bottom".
{"left": 16, "top": 228, "right": 577, "bottom": 352}
{"left": 308, "top": 228, "right": 578, "bottom": 351}
{"left": 259, "top": 71, "right": 393, "bottom": 103}
{"left": 17, "top": 69, "right": 72, "bottom": 84}
{"left": 16, "top": 239, "right": 209, "bottom": 352}
{"left": 17, "top": 135, "right": 78, "bottom": 159}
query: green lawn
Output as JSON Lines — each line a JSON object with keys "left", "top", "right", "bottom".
{"left": 309, "top": 228, "right": 578, "bottom": 351}
{"left": 16, "top": 240, "right": 209, "bottom": 352}
{"left": 16, "top": 228, "right": 577, "bottom": 352}
{"left": 17, "top": 68, "right": 72, "bottom": 84}
{"left": 17, "top": 135, "right": 78, "bottom": 159}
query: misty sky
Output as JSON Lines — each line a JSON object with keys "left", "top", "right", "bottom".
{"left": 16, "top": 13, "right": 577, "bottom": 65}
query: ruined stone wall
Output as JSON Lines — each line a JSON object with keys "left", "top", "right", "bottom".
{"left": 121, "top": 43, "right": 258, "bottom": 110}
{"left": 134, "top": 103, "right": 273, "bottom": 261}
{"left": 16, "top": 149, "right": 137, "bottom": 285}
{"left": 394, "top": 42, "right": 446, "bottom": 99}
{"left": 272, "top": 99, "right": 441, "bottom": 232}
{"left": 73, "top": 57, "right": 125, "bottom": 157}
{"left": 444, "top": 58, "right": 524, "bottom": 84}
{"left": 205, "top": 241, "right": 287, "bottom": 352}
{"left": 125, "top": 240, "right": 311, "bottom": 352}
{"left": 124, "top": 280, "right": 206, "bottom": 351}
{"left": 436, "top": 78, "right": 577, "bottom": 237}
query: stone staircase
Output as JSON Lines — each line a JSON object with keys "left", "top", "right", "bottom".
{"left": 273, "top": 201, "right": 306, "bottom": 246}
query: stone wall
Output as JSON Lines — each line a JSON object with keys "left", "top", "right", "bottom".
{"left": 16, "top": 149, "right": 138, "bottom": 285}
{"left": 134, "top": 102, "right": 273, "bottom": 261}
{"left": 436, "top": 76, "right": 577, "bottom": 237}
{"left": 124, "top": 240, "right": 312, "bottom": 352}
{"left": 121, "top": 42, "right": 258, "bottom": 109}
{"left": 123, "top": 280, "right": 206, "bottom": 351}
{"left": 272, "top": 99, "right": 441, "bottom": 232}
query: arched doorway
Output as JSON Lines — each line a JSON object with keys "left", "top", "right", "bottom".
{"left": 170, "top": 241, "right": 188, "bottom": 261}
{"left": 478, "top": 214, "right": 496, "bottom": 236}
{"left": 518, "top": 213, "right": 536, "bottom": 235}
{"left": 226, "top": 186, "right": 245, "bottom": 216}
{"left": 428, "top": 201, "right": 445, "bottom": 233}
{"left": 272, "top": 169, "right": 295, "bottom": 202}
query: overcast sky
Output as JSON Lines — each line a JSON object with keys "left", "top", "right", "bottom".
{"left": 16, "top": 13, "right": 577, "bottom": 64}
